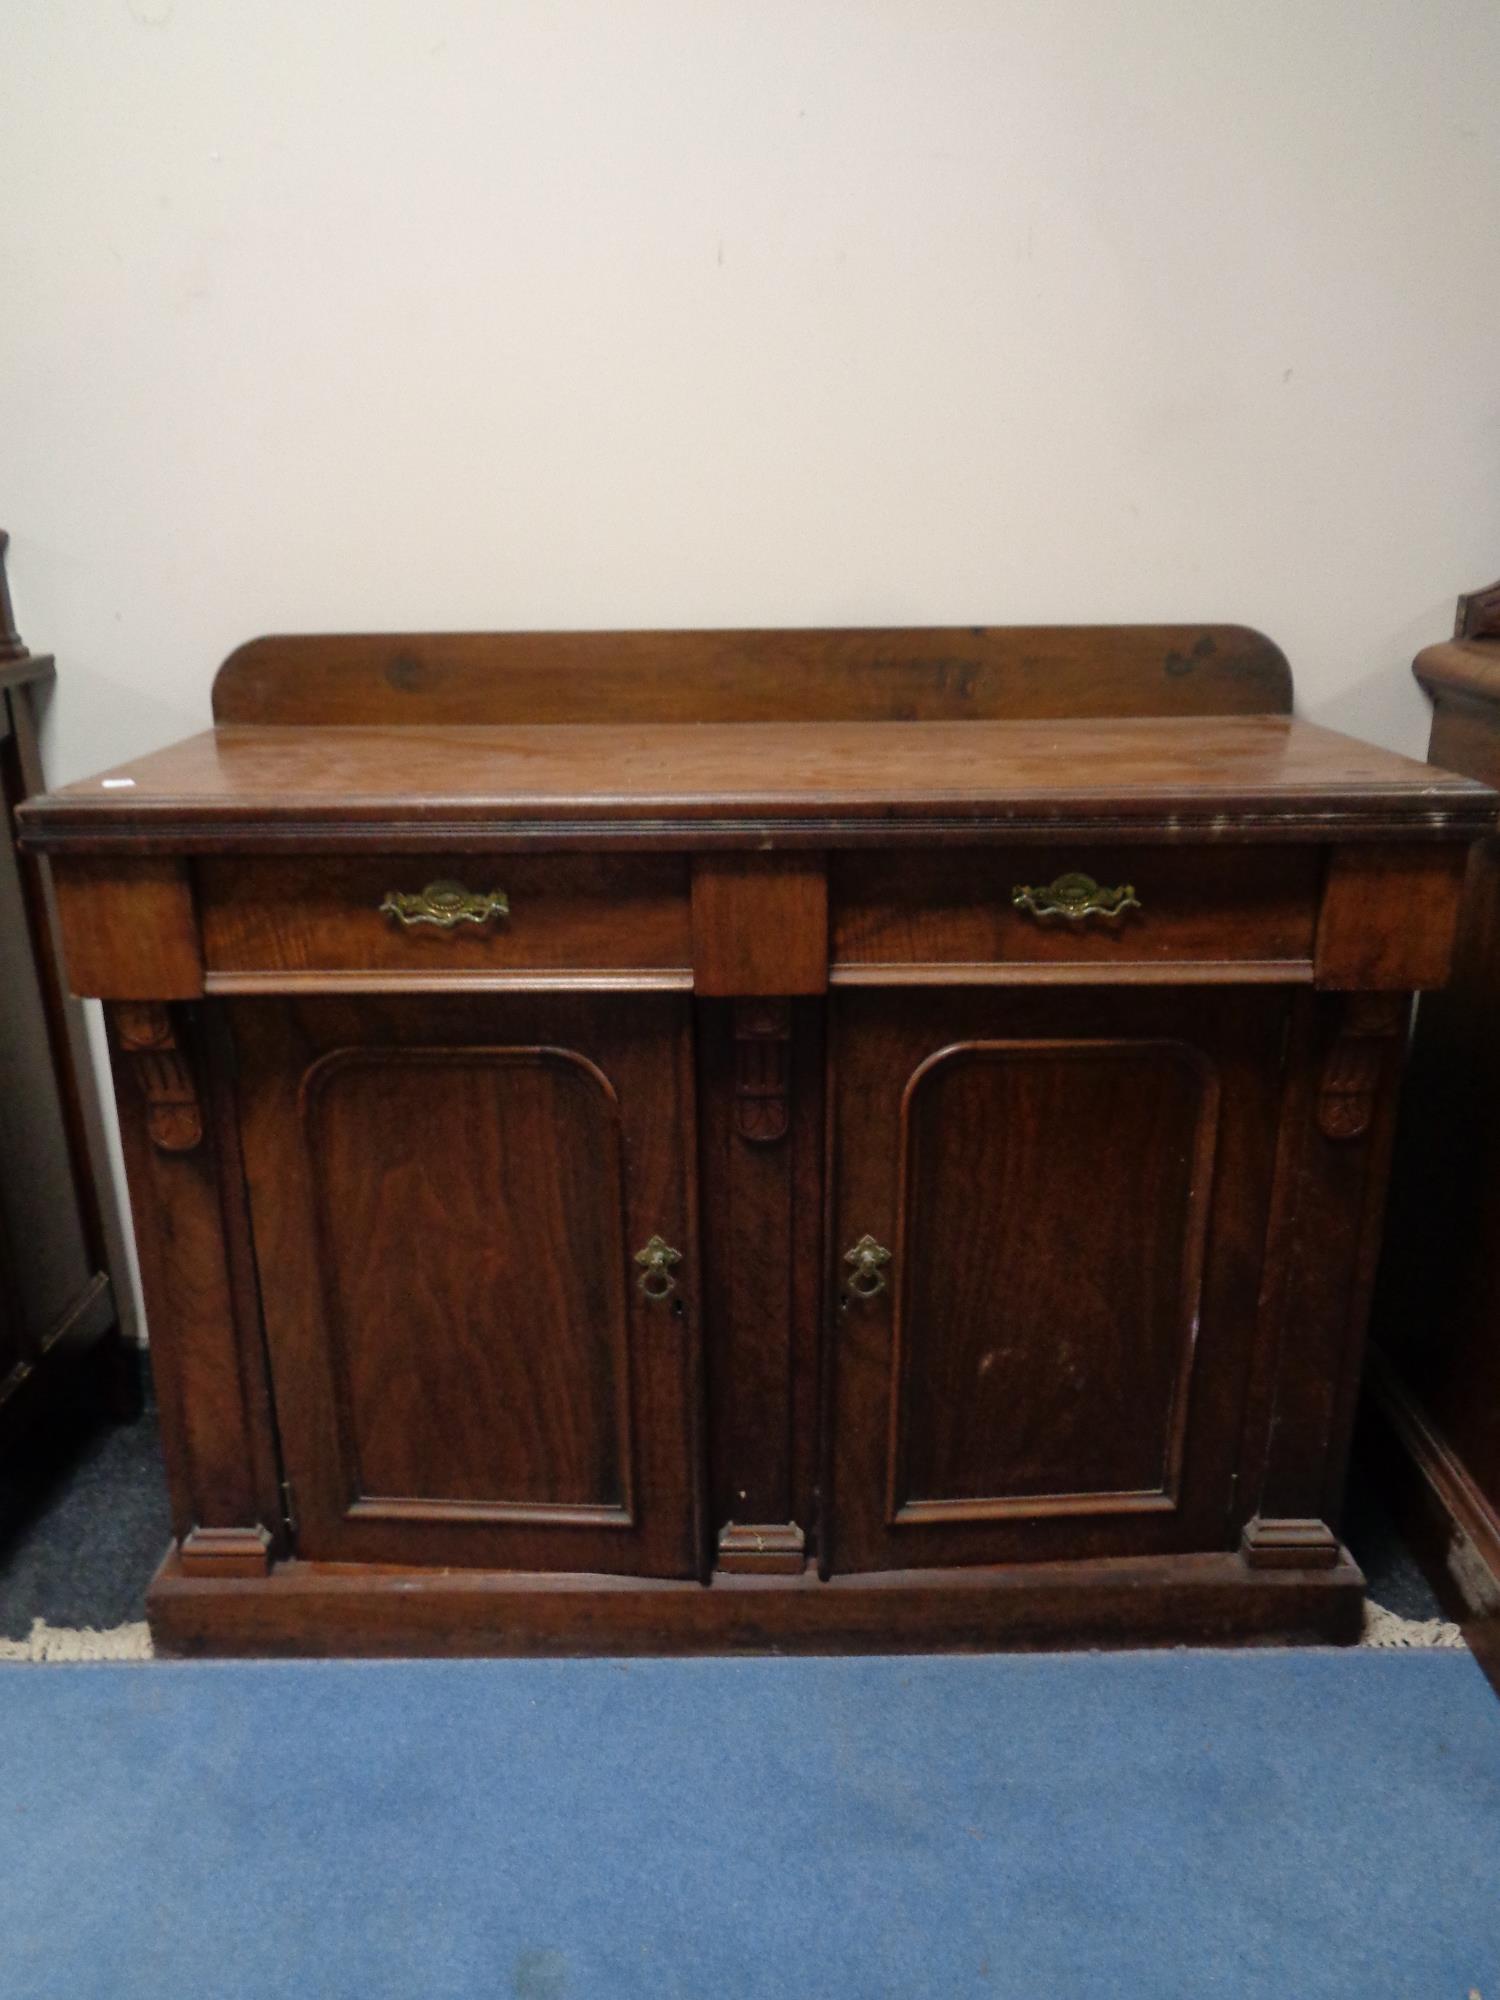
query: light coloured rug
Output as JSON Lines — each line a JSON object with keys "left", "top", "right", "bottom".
{"left": 0, "top": 1619, "right": 152, "bottom": 1662}
{"left": 1361, "top": 1600, "right": 1466, "bottom": 1648}
{"left": 0, "top": 1601, "right": 1467, "bottom": 1662}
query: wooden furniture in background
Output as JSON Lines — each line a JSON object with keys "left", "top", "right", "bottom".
{"left": 18, "top": 620, "right": 1493, "bottom": 1655}
{"left": 1366, "top": 574, "right": 1500, "bottom": 1651}
{"left": 0, "top": 533, "right": 132, "bottom": 1455}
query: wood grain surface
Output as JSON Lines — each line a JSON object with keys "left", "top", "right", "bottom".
{"left": 825, "top": 986, "right": 1288, "bottom": 1575}
{"left": 212, "top": 624, "right": 1294, "bottom": 727}
{"left": 832, "top": 845, "right": 1320, "bottom": 972}
{"left": 146, "top": 1546, "right": 1365, "bottom": 1657}
{"left": 20, "top": 714, "right": 1493, "bottom": 851}
{"left": 229, "top": 992, "right": 704, "bottom": 1578}
{"left": 199, "top": 853, "right": 691, "bottom": 976}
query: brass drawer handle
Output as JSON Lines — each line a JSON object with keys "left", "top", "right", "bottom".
{"left": 634, "top": 1235, "right": 682, "bottom": 1301}
{"left": 843, "top": 1233, "right": 892, "bottom": 1301}
{"left": 379, "top": 880, "right": 510, "bottom": 931}
{"left": 1012, "top": 872, "right": 1140, "bottom": 922}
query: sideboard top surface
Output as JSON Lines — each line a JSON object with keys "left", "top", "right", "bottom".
{"left": 20, "top": 622, "right": 1497, "bottom": 851}
{"left": 19, "top": 712, "right": 1495, "bottom": 852}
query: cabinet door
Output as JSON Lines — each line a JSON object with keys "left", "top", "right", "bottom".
{"left": 826, "top": 987, "right": 1287, "bottom": 1573}
{"left": 231, "top": 993, "right": 702, "bottom": 1577}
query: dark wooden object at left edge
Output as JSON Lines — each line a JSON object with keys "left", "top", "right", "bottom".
{"left": 0, "top": 533, "right": 134, "bottom": 1457}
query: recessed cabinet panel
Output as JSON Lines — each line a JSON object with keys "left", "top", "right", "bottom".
{"left": 231, "top": 993, "right": 702, "bottom": 1577}
{"left": 828, "top": 987, "right": 1288, "bottom": 1574}
{"left": 301, "top": 1046, "right": 633, "bottom": 1517}
{"left": 893, "top": 1040, "right": 1215, "bottom": 1518}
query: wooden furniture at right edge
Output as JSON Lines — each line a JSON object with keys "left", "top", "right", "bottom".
{"left": 1367, "top": 573, "right": 1500, "bottom": 1642}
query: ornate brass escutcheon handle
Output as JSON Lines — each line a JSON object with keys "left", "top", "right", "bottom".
{"left": 378, "top": 880, "right": 510, "bottom": 931}
{"left": 1011, "top": 872, "right": 1141, "bottom": 923}
{"left": 634, "top": 1235, "right": 683, "bottom": 1301}
{"left": 843, "top": 1233, "right": 892, "bottom": 1301}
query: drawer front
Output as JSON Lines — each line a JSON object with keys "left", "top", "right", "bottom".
{"left": 831, "top": 847, "right": 1321, "bottom": 974}
{"left": 199, "top": 855, "right": 692, "bottom": 978}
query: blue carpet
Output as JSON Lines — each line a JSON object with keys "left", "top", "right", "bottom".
{"left": 2, "top": 1651, "right": 1498, "bottom": 1999}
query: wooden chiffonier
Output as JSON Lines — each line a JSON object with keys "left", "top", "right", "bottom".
{"left": 17, "top": 624, "right": 1495, "bottom": 1656}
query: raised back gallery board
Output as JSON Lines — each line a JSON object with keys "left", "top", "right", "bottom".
{"left": 210, "top": 623, "right": 1295, "bottom": 727}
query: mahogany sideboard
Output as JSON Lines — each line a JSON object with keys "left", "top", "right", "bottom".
{"left": 1366, "top": 573, "right": 1500, "bottom": 1635}
{"left": 18, "top": 623, "right": 1495, "bottom": 1656}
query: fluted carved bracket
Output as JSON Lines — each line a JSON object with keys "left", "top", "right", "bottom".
{"left": 115, "top": 1002, "right": 204, "bottom": 1152}
{"left": 1317, "top": 994, "right": 1406, "bottom": 1142}
{"left": 733, "top": 999, "right": 791, "bottom": 1144}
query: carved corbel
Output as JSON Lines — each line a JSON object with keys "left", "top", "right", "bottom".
{"left": 1316, "top": 994, "right": 1407, "bottom": 1142}
{"left": 733, "top": 999, "right": 791, "bottom": 1143}
{"left": 114, "top": 1002, "right": 204, "bottom": 1152}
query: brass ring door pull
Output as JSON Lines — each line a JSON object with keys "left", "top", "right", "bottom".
{"left": 634, "top": 1235, "right": 682, "bottom": 1301}
{"left": 843, "top": 1233, "right": 892, "bottom": 1301}
{"left": 1011, "top": 872, "right": 1140, "bottom": 922}
{"left": 379, "top": 881, "right": 510, "bottom": 931}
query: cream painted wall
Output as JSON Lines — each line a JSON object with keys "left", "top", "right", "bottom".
{"left": 4, "top": 1, "right": 1500, "bottom": 1332}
